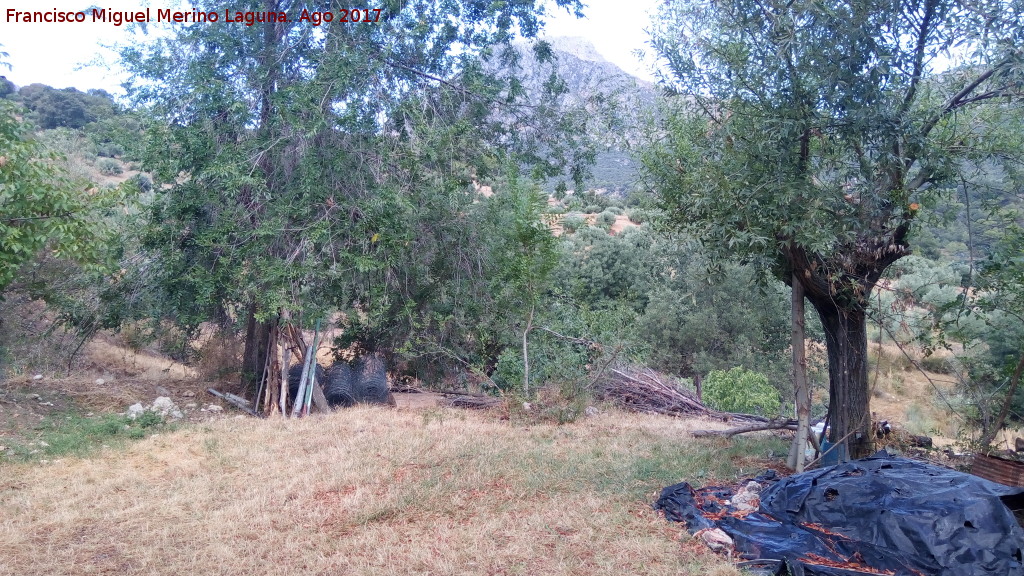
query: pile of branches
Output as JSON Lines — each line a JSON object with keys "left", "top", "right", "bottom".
{"left": 598, "top": 365, "right": 709, "bottom": 416}
{"left": 598, "top": 365, "right": 792, "bottom": 429}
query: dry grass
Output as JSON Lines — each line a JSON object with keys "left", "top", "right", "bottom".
{"left": 867, "top": 342, "right": 963, "bottom": 444}
{"left": 0, "top": 407, "right": 779, "bottom": 576}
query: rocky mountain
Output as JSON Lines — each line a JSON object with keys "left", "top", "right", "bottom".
{"left": 511, "top": 36, "right": 657, "bottom": 195}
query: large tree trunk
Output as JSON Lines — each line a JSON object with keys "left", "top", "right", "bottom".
{"left": 807, "top": 295, "right": 874, "bottom": 459}
{"left": 241, "top": 305, "right": 274, "bottom": 396}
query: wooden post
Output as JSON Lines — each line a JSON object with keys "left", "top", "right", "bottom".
{"left": 787, "top": 272, "right": 811, "bottom": 472}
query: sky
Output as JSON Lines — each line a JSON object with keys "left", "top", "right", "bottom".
{"left": 0, "top": 0, "right": 662, "bottom": 93}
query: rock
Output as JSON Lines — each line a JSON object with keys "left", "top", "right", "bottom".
{"left": 150, "top": 396, "right": 178, "bottom": 417}
{"left": 183, "top": 390, "right": 196, "bottom": 398}
{"left": 32, "top": 374, "right": 43, "bottom": 381}
{"left": 185, "top": 403, "right": 197, "bottom": 409}
{"left": 730, "top": 481, "right": 762, "bottom": 512}
{"left": 95, "top": 378, "right": 106, "bottom": 386}
{"left": 38, "top": 441, "right": 49, "bottom": 448}
{"left": 208, "top": 405, "right": 223, "bottom": 412}
{"left": 0, "top": 446, "right": 6, "bottom": 452}
{"left": 126, "top": 403, "right": 145, "bottom": 419}
{"left": 585, "top": 406, "right": 600, "bottom": 417}
{"left": 695, "top": 527, "right": 734, "bottom": 555}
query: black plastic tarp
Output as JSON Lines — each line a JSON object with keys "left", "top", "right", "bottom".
{"left": 655, "top": 453, "right": 1024, "bottom": 576}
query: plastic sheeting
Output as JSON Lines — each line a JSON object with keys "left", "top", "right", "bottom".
{"left": 655, "top": 453, "right": 1024, "bottom": 576}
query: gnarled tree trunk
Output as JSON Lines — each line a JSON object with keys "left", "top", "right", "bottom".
{"left": 807, "top": 294, "right": 873, "bottom": 459}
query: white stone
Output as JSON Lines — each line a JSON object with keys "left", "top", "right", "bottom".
{"left": 208, "top": 405, "right": 223, "bottom": 412}
{"left": 38, "top": 441, "right": 49, "bottom": 448}
{"left": 126, "top": 403, "right": 145, "bottom": 419}
{"left": 150, "top": 396, "right": 177, "bottom": 416}
{"left": 95, "top": 378, "right": 106, "bottom": 385}
{"left": 32, "top": 374, "right": 43, "bottom": 381}
{"left": 585, "top": 406, "right": 600, "bottom": 417}
{"left": 730, "top": 481, "right": 762, "bottom": 512}
{"left": 695, "top": 527, "right": 734, "bottom": 554}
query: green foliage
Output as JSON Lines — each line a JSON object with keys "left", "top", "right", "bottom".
{"left": 128, "top": 173, "right": 152, "bottom": 193}
{"left": 647, "top": 0, "right": 1024, "bottom": 455}
{"left": 0, "top": 101, "right": 116, "bottom": 294}
{"left": 0, "top": 76, "right": 14, "bottom": 99}
{"left": 95, "top": 142, "right": 124, "bottom": 158}
{"left": 96, "top": 158, "right": 122, "bottom": 175}
{"left": 596, "top": 210, "right": 617, "bottom": 229}
{"left": 15, "top": 84, "right": 117, "bottom": 129}
{"left": 626, "top": 208, "right": 652, "bottom": 224}
{"left": 492, "top": 348, "right": 525, "bottom": 391}
{"left": 121, "top": 0, "right": 591, "bottom": 386}
{"left": 703, "top": 367, "right": 782, "bottom": 416}
{"left": 562, "top": 213, "right": 585, "bottom": 233}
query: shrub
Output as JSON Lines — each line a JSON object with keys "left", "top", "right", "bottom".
{"left": 562, "top": 213, "right": 586, "bottom": 233}
{"left": 492, "top": 348, "right": 524, "bottom": 392}
{"left": 583, "top": 204, "right": 603, "bottom": 214}
{"left": 605, "top": 205, "right": 624, "bottom": 215}
{"left": 627, "top": 208, "right": 652, "bottom": 224}
{"left": 97, "top": 158, "right": 122, "bottom": 176}
{"left": 920, "top": 354, "right": 954, "bottom": 375}
{"left": 95, "top": 142, "right": 124, "bottom": 158}
{"left": 703, "top": 367, "right": 781, "bottom": 416}
{"left": 129, "top": 173, "right": 152, "bottom": 193}
{"left": 597, "top": 210, "right": 617, "bottom": 228}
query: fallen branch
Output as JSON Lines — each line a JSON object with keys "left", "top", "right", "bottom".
{"left": 448, "top": 395, "right": 501, "bottom": 409}
{"left": 207, "top": 388, "right": 259, "bottom": 417}
{"left": 692, "top": 421, "right": 798, "bottom": 438}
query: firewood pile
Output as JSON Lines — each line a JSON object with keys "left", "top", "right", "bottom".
{"left": 597, "top": 365, "right": 775, "bottom": 425}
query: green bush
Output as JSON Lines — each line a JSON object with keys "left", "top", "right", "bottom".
{"left": 703, "top": 367, "right": 781, "bottom": 416}
{"left": 562, "top": 213, "right": 586, "bottom": 233}
{"left": 95, "top": 142, "right": 124, "bottom": 158}
{"left": 597, "top": 210, "right": 617, "bottom": 228}
{"left": 492, "top": 348, "right": 525, "bottom": 392}
{"left": 605, "top": 205, "right": 624, "bottom": 215}
{"left": 627, "top": 208, "right": 652, "bottom": 224}
{"left": 129, "top": 173, "right": 153, "bottom": 192}
{"left": 97, "top": 158, "right": 122, "bottom": 176}
{"left": 583, "top": 204, "right": 603, "bottom": 214}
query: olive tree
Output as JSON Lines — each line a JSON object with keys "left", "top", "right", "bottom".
{"left": 645, "top": 0, "right": 1024, "bottom": 457}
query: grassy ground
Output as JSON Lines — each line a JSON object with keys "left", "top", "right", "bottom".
{"left": 0, "top": 406, "right": 786, "bottom": 576}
